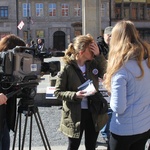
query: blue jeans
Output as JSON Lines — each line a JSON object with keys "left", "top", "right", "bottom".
{"left": 100, "top": 108, "right": 112, "bottom": 138}
{"left": 0, "top": 121, "right": 10, "bottom": 150}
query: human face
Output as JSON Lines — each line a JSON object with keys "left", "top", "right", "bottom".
{"left": 83, "top": 47, "right": 94, "bottom": 61}
{"left": 104, "top": 34, "right": 111, "bottom": 45}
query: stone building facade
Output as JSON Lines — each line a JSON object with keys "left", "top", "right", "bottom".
{"left": 0, "top": 0, "right": 150, "bottom": 50}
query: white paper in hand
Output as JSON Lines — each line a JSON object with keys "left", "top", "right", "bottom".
{"left": 78, "top": 80, "right": 97, "bottom": 96}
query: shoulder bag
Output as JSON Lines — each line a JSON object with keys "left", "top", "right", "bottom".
{"left": 72, "top": 65, "right": 108, "bottom": 115}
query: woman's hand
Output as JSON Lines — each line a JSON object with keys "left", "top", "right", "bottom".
{"left": 75, "top": 90, "right": 87, "bottom": 99}
{"left": 0, "top": 93, "right": 7, "bottom": 105}
{"left": 89, "top": 41, "right": 100, "bottom": 56}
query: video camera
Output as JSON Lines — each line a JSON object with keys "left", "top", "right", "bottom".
{"left": 0, "top": 46, "right": 64, "bottom": 99}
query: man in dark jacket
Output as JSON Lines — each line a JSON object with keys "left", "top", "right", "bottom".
{"left": 97, "top": 26, "right": 113, "bottom": 143}
{"left": 97, "top": 26, "right": 113, "bottom": 59}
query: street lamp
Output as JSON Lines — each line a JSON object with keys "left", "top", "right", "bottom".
{"left": 109, "top": 0, "right": 111, "bottom": 26}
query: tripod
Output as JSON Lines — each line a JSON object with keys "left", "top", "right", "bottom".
{"left": 12, "top": 97, "right": 51, "bottom": 150}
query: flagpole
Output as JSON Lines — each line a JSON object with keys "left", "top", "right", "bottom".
{"left": 16, "top": 0, "right": 19, "bottom": 35}
{"left": 27, "top": 0, "right": 31, "bottom": 43}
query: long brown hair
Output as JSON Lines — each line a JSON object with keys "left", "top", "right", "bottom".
{"left": 0, "top": 34, "right": 25, "bottom": 51}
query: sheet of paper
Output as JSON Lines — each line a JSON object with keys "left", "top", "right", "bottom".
{"left": 78, "top": 80, "right": 97, "bottom": 96}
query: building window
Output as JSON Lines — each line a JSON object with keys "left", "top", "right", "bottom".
{"left": 23, "top": 31, "right": 28, "bottom": 42}
{"left": 139, "top": 4, "right": 145, "bottom": 20}
{"left": 124, "top": 3, "right": 130, "bottom": 19}
{"left": 0, "top": 6, "right": 8, "bottom": 18}
{"left": 74, "top": 3, "right": 81, "bottom": 17}
{"left": 36, "top": 3, "right": 44, "bottom": 17}
{"left": 61, "top": 3, "right": 69, "bottom": 16}
{"left": 36, "top": 30, "right": 44, "bottom": 38}
{"left": 147, "top": 4, "right": 150, "bottom": 20}
{"left": 74, "top": 30, "right": 81, "bottom": 37}
{"left": 49, "top": 3, "right": 56, "bottom": 16}
{"left": 23, "top": 3, "right": 31, "bottom": 17}
{"left": 131, "top": 3, "right": 138, "bottom": 20}
{"left": 101, "top": 4, "right": 105, "bottom": 17}
{"left": 115, "top": 3, "right": 121, "bottom": 19}
{"left": 139, "top": 29, "right": 150, "bottom": 42}
{"left": 107, "top": 2, "right": 110, "bottom": 17}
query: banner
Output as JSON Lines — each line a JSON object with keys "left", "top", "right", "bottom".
{"left": 17, "top": 21, "right": 25, "bottom": 30}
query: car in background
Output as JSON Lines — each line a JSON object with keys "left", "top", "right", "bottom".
{"left": 34, "top": 55, "right": 64, "bottom": 107}
{"left": 35, "top": 74, "right": 62, "bottom": 107}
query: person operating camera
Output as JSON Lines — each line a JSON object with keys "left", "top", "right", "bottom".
{"left": 0, "top": 93, "right": 7, "bottom": 105}
{"left": 0, "top": 93, "right": 8, "bottom": 150}
{"left": 0, "top": 34, "right": 26, "bottom": 150}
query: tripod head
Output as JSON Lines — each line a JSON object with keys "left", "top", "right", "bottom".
{"left": 6, "top": 79, "right": 39, "bottom": 108}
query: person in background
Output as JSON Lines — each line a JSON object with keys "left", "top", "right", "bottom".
{"left": 54, "top": 34, "right": 106, "bottom": 150}
{"left": 37, "top": 38, "right": 45, "bottom": 53}
{"left": 25, "top": 43, "right": 30, "bottom": 47}
{"left": 97, "top": 26, "right": 113, "bottom": 59}
{"left": 0, "top": 93, "right": 8, "bottom": 150}
{"left": 30, "top": 40, "right": 37, "bottom": 49}
{"left": 29, "top": 40, "right": 37, "bottom": 55}
{"left": 0, "top": 34, "right": 26, "bottom": 150}
{"left": 104, "top": 20, "right": 150, "bottom": 150}
{"left": 97, "top": 26, "right": 113, "bottom": 143}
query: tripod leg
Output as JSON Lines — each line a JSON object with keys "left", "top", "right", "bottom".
{"left": 29, "top": 114, "right": 33, "bottom": 150}
{"left": 33, "top": 108, "right": 51, "bottom": 150}
{"left": 12, "top": 104, "right": 51, "bottom": 150}
{"left": 19, "top": 114, "right": 22, "bottom": 150}
{"left": 21, "top": 110, "right": 30, "bottom": 150}
{"left": 12, "top": 112, "right": 20, "bottom": 150}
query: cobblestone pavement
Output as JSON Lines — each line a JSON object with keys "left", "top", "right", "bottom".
{"left": 10, "top": 105, "right": 107, "bottom": 149}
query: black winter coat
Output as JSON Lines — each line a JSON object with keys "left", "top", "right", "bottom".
{"left": 97, "top": 36, "right": 109, "bottom": 60}
{"left": 0, "top": 83, "right": 17, "bottom": 132}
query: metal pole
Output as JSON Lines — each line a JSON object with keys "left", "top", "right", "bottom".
{"left": 27, "top": 0, "right": 31, "bottom": 43}
{"left": 16, "top": 0, "right": 19, "bottom": 35}
{"left": 109, "top": 0, "right": 111, "bottom": 26}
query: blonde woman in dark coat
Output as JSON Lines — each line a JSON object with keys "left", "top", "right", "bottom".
{"left": 54, "top": 34, "right": 107, "bottom": 150}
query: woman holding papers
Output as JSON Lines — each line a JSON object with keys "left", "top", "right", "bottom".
{"left": 54, "top": 34, "right": 107, "bottom": 150}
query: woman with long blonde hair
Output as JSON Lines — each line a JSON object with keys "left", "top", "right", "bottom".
{"left": 104, "top": 20, "right": 150, "bottom": 150}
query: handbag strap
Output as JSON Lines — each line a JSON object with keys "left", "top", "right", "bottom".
{"left": 71, "top": 65, "right": 86, "bottom": 84}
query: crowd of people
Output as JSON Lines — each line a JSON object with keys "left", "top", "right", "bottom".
{"left": 0, "top": 20, "right": 150, "bottom": 150}
{"left": 26, "top": 38, "right": 47, "bottom": 53}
